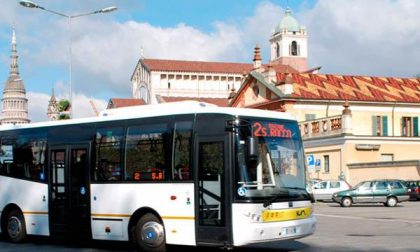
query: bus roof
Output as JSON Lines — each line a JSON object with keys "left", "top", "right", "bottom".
{"left": 0, "top": 101, "right": 296, "bottom": 131}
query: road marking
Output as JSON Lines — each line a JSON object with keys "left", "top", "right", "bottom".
{"left": 315, "top": 213, "right": 420, "bottom": 224}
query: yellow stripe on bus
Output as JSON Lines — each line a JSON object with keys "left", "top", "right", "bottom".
{"left": 161, "top": 216, "right": 195, "bottom": 220}
{"left": 91, "top": 214, "right": 194, "bottom": 220}
{"left": 91, "top": 213, "right": 131, "bottom": 218}
{"left": 22, "top": 211, "right": 48, "bottom": 215}
{"left": 262, "top": 207, "right": 312, "bottom": 222}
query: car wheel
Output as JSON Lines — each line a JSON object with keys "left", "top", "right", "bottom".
{"left": 386, "top": 197, "right": 398, "bottom": 207}
{"left": 341, "top": 197, "right": 352, "bottom": 207}
{"left": 132, "top": 213, "right": 166, "bottom": 252}
{"left": 5, "top": 209, "right": 27, "bottom": 243}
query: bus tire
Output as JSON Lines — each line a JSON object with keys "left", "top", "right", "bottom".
{"left": 5, "top": 209, "right": 27, "bottom": 243}
{"left": 132, "top": 213, "right": 166, "bottom": 252}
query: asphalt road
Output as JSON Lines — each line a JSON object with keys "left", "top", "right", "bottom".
{"left": 0, "top": 201, "right": 419, "bottom": 251}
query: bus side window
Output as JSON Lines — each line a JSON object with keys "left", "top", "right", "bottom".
{"left": 125, "top": 123, "right": 170, "bottom": 182}
{"left": 94, "top": 127, "right": 124, "bottom": 182}
{"left": 173, "top": 121, "right": 193, "bottom": 181}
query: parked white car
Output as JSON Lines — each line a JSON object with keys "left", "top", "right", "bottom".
{"left": 312, "top": 180, "right": 351, "bottom": 201}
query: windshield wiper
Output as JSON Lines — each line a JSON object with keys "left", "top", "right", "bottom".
{"left": 262, "top": 187, "right": 309, "bottom": 208}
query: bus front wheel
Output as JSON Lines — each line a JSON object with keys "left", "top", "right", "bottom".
{"left": 5, "top": 209, "right": 27, "bottom": 243}
{"left": 132, "top": 213, "right": 166, "bottom": 252}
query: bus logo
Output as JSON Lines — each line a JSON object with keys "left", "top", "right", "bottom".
{"left": 296, "top": 210, "right": 307, "bottom": 217}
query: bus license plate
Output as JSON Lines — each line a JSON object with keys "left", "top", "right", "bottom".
{"left": 284, "top": 226, "right": 297, "bottom": 235}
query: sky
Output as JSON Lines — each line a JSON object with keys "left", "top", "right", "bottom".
{"left": 0, "top": 0, "right": 419, "bottom": 122}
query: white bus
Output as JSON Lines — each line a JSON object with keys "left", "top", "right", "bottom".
{"left": 0, "top": 101, "right": 315, "bottom": 251}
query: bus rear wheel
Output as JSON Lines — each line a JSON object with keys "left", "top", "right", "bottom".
{"left": 132, "top": 213, "right": 166, "bottom": 252}
{"left": 5, "top": 209, "right": 27, "bottom": 243}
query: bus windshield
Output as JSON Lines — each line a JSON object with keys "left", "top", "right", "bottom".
{"left": 234, "top": 118, "right": 309, "bottom": 201}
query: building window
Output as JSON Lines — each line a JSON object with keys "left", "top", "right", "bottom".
{"left": 266, "top": 88, "right": 271, "bottom": 100}
{"left": 252, "top": 84, "right": 259, "bottom": 97}
{"left": 305, "top": 114, "right": 316, "bottom": 121}
{"left": 276, "top": 42, "right": 280, "bottom": 58}
{"left": 372, "top": 115, "right": 388, "bottom": 136}
{"left": 168, "top": 82, "right": 171, "bottom": 89}
{"left": 323, "top": 155, "right": 329, "bottom": 173}
{"left": 381, "top": 154, "right": 394, "bottom": 162}
{"left": 291, "top": 41, "right": 298, "bottom": 56}
{"left": 402, "top": 116, "right": 419, "bottom": 137}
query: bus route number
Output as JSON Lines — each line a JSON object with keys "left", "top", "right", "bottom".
{"left": 253, "top": 122, "right": 292, "bottom": 138}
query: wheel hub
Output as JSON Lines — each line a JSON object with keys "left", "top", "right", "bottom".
{"left": 7, "top": 216, "right": 21, "bottom": 239}
{"left": 141, "top": 221, "right": 164, "bottom": 247}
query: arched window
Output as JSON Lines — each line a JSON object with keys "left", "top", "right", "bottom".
{"left": 276, "top": 42, "right": 280, "bottom": 58}
{"left": 291, "top": 41, "right": 298, "bottom": 56}
{"left": 138, "top": 85, "right": 148, "bottom": 103}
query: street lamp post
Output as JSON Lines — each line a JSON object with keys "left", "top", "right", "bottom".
{"left": 19, "top": 1, "right": 117, "bottom": 119}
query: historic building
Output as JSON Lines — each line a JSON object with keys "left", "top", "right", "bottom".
{"left": 270, "top": 7, "right": 308, "bottom": 72}
{"left": 229, "top": 56, "right": 420, "bottom": 185}
{"left": 125, "top": 7, "right": 308, "bottom": 106}
{"left": 1, "top": 30, "right": 30, "bottom": 124}
{"left": 47, "top": 89, "right": 59, "bottom": 121}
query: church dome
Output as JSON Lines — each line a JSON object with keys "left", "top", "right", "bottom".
{"left": 4, "top": 75, "right": 25, "bottom": 92}
{"left": 274, "top": 7, "right": 301, "bottom": 34}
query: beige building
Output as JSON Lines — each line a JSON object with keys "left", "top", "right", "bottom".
{"left": 229, "top": 58, "right": 420, "bottom": 185}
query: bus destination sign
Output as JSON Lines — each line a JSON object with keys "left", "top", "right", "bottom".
{"left": 253, "top": 121, "right": 292, "bottom": 138}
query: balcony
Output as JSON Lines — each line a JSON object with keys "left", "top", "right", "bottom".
{"left": 299, "top": 115, "right": 349, "bottom": 139}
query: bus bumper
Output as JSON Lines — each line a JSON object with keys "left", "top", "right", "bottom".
{"left": 232, "top": 211, "right": 316, "bottom": 246}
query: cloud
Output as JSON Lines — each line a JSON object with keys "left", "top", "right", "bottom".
{"left": 2, "top": 0, "right": 420, "bottom": 123}
{"left": 300, "top": 0, "right": 420, "bottom": 77}
{"left": 27, "top": 92, "right": 49, "bottom": 122}
{"left": 27, "top": 90, "right": 107, "bottom": 122}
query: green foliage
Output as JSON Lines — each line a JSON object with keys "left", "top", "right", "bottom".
{"left": 57, "top": 99, "right": 71, "bottom": 120}
{"left": 58, "top": 113, "right": 70, "bottom": 120}
{"left": 58, "top": 99, "right": 70, "bottom": 112}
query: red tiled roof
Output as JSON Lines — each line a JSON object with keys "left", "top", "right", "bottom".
{"left": 278, "top": 73, "right": 420, "bottom": 103}
{"left": 159, "top": 96, "right": 229, "bottom": 107}
{"left": 142, "top": 59, "right": 298, "bottom": 74}
{"left": 142, "top": 59, "right": 253, "bottom": 74}
{"left": 107, "top": 98, "right": 146, "bottom": 109}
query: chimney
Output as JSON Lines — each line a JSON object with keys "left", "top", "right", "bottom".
{"left": 276, "top": 73, "right": 294, "bottom": 95}
{"left": 253, "top": 44, "right": 262, "bottom": 72}
{"left": 265, "top": 63, "right": 276, "bottom": 83}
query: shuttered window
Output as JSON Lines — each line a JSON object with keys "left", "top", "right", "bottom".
{"left": 372, "top": 115, "right": 388, "bottom": 136}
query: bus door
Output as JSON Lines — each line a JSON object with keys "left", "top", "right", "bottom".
{"left": 195, "top": 136, "right": 232, "bottom": 245}
{"left": 49, "top": 144, "right": 91, "bottom": 237}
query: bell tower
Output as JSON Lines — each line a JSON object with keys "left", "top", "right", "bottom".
{"left": 47, "top": 88, "right": 59, "bottom": 121}
{"left": 269, "top": 7, "right": 308, "bottom": 72}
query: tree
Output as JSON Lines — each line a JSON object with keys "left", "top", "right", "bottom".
{"left": 58, "top": 99, "right": 71, "bottom": 120}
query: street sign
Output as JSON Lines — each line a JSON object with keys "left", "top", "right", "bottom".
{"left": 315, "top": 159, "right": 321, "bottom": 172}
{"left": 306, "top": 154, "right": 315, "bottom": 173}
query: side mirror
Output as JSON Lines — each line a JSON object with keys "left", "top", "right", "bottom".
{"left": 247, "top": 136, "right": 258, "bottom": 157}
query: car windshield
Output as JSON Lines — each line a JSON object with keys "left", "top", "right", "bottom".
{"left": 233, "top": 118, "right": 309, "bottom": 201}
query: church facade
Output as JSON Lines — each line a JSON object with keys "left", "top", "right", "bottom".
{"left": 1, "top": 30, "right": 30, "bottom": 125}
{"left": 127, "top": 8, "right": 309, "bottom": 106}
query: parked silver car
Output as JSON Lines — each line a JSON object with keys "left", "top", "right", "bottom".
{"left": 312, "top": 180, "right": 351, "bottom": 201}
